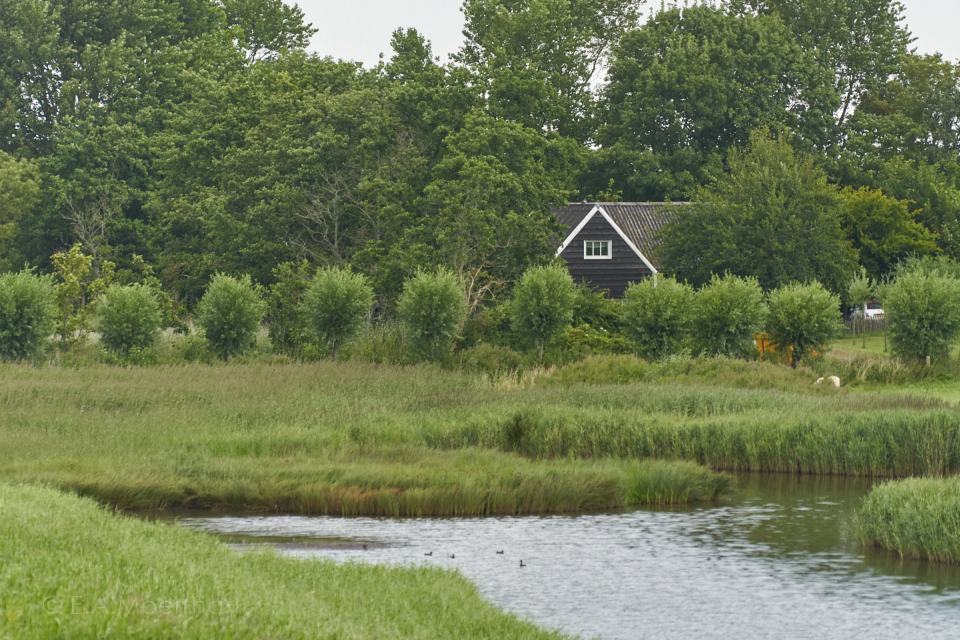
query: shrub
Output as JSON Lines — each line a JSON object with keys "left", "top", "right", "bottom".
{"left": 459, "top": 343, "right": 526, "bottom": 376}
{"left": 766, "top": 281, "right": 840, "bottom": 368}
{"left": 266, "top": 261, "right": 312, "bottom": 356}
{"left": 342, "top": 321, "right": 407, "bottom": 365}
{"left": 0, "top": 271, "right": 56, "bottom": 361}
{"left": 301, "top": 267, "right": 374, "bottom": 360}
{"left": 397, "top": 269, "right": 467, "bottom": 362}
{"left": 882, "top": 270, "right": 960, "bottom": 363}
{"left": 511, "top": 264, "right": 576, "bottom": 362}
{"left": 195, "top": 274, "right": 266, "bottom": 360}
{"left": 97, "top": 284, "right": 162, "bottom": 358}
{"left": 622, "top": 277, "right": 694, "bottom": 360}
{"left": 691, "top": 274, "right": 766, "bottom": 358}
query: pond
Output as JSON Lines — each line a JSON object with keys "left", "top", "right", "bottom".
{"left": 179, "top": 474, "right": 960, "bottom": 640}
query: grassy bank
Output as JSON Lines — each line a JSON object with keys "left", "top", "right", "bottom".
{"left": 0, "top": 356, "right": 954, "bottom": 515}
{"left": 0, "top": 484, "right": 561, "bottom": 639}
{"left": 856, "top": 476, "right": 960, "bottom": 564}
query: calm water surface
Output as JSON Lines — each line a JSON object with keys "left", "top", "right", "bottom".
{"left": 180, "top": 474, "right": 960, "bottom": 639}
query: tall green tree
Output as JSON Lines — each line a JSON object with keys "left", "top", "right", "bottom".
{"left": 659, "top": 132, "right": 857, "bottom": 293}
{"left": 0, "top": 152, "right": 40, "bottom": 269}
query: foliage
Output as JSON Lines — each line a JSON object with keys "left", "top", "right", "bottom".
{"left": 659, "top": 132, "right": 857, "bottom": 293}
{"left": 397, "top": 269, "right": 467, "bottom": 362}
{"left": 97, "top": 284, "right": 162, "bottom": 359}
{"left": 765, "top": 281, "right": 841, "bottom": 367}
{"left": 691, "top": 274, "right": 766, "bottom": 358}
{"left": 0, "top": 271, "right": 56, "bottom": 361}
{"left": 0, "top": 151, "right": 39, "bottom": 270}
{"left": 848, "top": 268, "right": 875, "bottom": 309}
{"left": 50, "top": 243, "right": 115, "bottom": 348}
{"left": 265, "top": 261, "right": 312, "bottom": 355}
{"left": 621, "top": 277, "right": 694, "bottom": 360}
{"left": 459, "top": 342, "right": 527, "bottom": 377}
{"left": 301, "top": 267, "right": 374, "bottom": 360}
{"left": 839, "top": 187, "right": 939, "bottom": 279}
{"left": 195, "top": 274, "right": 266, "bottom": 360}
{"left": 510, "top": 265, "right": 577, "bottom": 361}
{"left": 625, "top": 460, "right": 730, "bottom": 506}
{"left": 857, "top": 476, "right": 960, "bottom": 564}
{"left": 882, "top": 270, "right": 960, "bottom": 363}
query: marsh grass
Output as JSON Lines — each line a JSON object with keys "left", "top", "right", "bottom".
{"left": 856, "top": 476, "right": 960, "bottom": 564}
{"left": 0, "top": 357, "right": 951, "bottom": 515}
{"left": 0, "top": 484, "right": 563, "bottom": 639}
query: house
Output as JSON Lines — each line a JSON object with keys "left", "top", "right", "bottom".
{"left": 553, "top": 202, "right": 679, "bottom": 297}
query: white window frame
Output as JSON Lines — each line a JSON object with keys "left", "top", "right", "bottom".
{"left": 584, "top": 240, "right": 612, "bottom": 260}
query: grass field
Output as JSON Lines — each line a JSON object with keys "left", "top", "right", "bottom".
{"left": 1, "top": 356, "right": 957, "bottom": 517}
{"left": 0, "top": 484, "right": 562, "bottom": 639}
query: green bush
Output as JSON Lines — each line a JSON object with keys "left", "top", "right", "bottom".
{"left": 883, "top": 270, "right": 960, "bottom": 363}
{"left": 459, "top": 343, "right": 526, "bottom": 376}
{"left": 692, "top": 274, "right": 766, "bottom": 358}
{"left": 301, "top": 267, "right": 374, "bottom": 360}
{"left": 195, "top": 274, "right": 266, "bottom": 360}
{"left": 0, "top": 271, "right": 56, "bottom": 361}
{"left": 766, "top": 281, "right": 840, "bottom": 368}
{"left": 622, "top": 276, "right": 694, "bottom": 360}
{"left": 266, "top": 261, "right": 312, "bottom": 356}
{"left": 397, "top": 269, "right": 467, "bottom": 362}
{"left": 97, "top": 284, "right": 162, "bottom": 359}
{"left": 510, "top": 264, "right": 576, "bottom": 362}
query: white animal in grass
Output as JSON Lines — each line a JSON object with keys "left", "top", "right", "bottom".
{"left": 814, "top": 376, "right": 841, "bottom": 388}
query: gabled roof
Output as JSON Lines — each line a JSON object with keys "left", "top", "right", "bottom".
{"left": 553, "top": 202, "right": 681, "bottom": 271}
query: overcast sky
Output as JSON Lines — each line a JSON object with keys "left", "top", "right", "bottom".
{"left": 295, "top": 0, "right": 960, "bottom": 67}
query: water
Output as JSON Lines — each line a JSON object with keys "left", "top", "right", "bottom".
{"left": 179, "top": 474, "right": 960, "bottom": 639}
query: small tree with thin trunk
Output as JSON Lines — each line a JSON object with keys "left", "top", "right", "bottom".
{"left": 692, "top": 274, "right": 766, "bottom": 358}
{"left": 622, "top": 276, "right": 694, "bottom": 360}
{"left": 195, "top": 274, "right": 266, "bottom": 360}
{"left": 848, "top": 268, "right": 874, "bottom": 347}
{"left": 766, "top": 281, "right": 841, "bottom": 368}
{"left": 510, "top": 265, "right": 576, "bottom": 363}
{"left": 97, "top": 284, "right": 162, "bottom": 359}
{"left": 0, "top": 271, "right": 56, "bottom": 361}
{"left": 301, "top": 267, "right": 374, "bottom": 360}
{"left": 397, "top": 269, "right": 467, "bottom": 362}
{"left": 883, "top": 270, "right": 960, "bottom": 364}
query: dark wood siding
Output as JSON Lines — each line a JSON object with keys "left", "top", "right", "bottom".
{"left": 559, "top": 213, "right": 653, "bottom": 297}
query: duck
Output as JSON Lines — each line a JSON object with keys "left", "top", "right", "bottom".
{"left": 496, "top": 550, "right": 504, "bottom": 555}
{"left": 519, "top": 560, "right": 526, "bottom": 568}
{"left": 424, "top": 551, "right": 433, "bottom": 557}
{"left": 449, "top": 553, "right": 456, "bottom": 559}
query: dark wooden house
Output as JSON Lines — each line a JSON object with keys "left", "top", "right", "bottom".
{"left": 553, "top": 202, "right": 678, "bottom": 297}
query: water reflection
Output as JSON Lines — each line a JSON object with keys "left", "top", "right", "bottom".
{"left": 181, "top": 474, "right": 960, "bottom": 640}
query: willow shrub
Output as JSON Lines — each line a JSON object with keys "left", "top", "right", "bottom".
{"left": 0, "top": 271, "right": 56, "bottom": 361}
{"left": 195, "top": 274, "right": 266, "bottom": 360}
{"left": 857, "top": 476, "right": 960, "bottom": 564}
{"left": 883, "top": 270, "right": 960, "bottom": 363}
{"left": 301, "top": 267, "right": 374, "bottom": 360}
{"left": 97, "top": 284, "right": 162, "bottom": 358}
{"left": 511, "top": 265, "right": 576, "bottom": 362}
{"left": 766, "top": 281, "right": 840, "bottom": 367}
{"left": 622, "top": 277, "right": 694, "bottom": 360}
{"left": 692, "top": 274, "right": 766, "bottom": 358}
{"left": 397, "top": 269, "right": 467, "bottom": 362}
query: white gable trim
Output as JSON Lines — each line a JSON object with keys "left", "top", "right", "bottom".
{"left": 555, "top": 205, "right": 659, "bottom": 275}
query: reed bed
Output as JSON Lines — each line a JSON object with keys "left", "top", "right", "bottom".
{"left": 856, "top": 476, "right": 960, "bottom": 564}
{"left": 0, "top": 358, "right": 952, "bottom": 515}
{"left": 0, "top": 484, "right": 562, "bottom": 639}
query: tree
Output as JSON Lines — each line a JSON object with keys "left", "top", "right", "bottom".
{"left": 97, "top": 284, "right": 162, "bottom": 359}
{"left": 731, "top": 0, "right": 910, "bottom": 130}
{"left": 51, "top": 243, "right": 115, "bottom": 348}
{"left": 882, "top": 270, "right": 960, "bottom": 364}
{"left": 265, "top": 261, "right": 312, "bottom": 355}
{"left": 659, "top": 132, "right": 857, "bottom": 293}
{"left": 621, "top": 277, "right": 694, "bottom": 360}
{"left": 195, "top": 274, "right": 266, "bottom": 360}
{"left": 397, "top": 269, "right": 467, "bottom": 362}
{"left": 691, "top": 274, "right": 766, "bottom": 358}
{"left": 222, "top": 0, "right": 316, "bottom": 62}
{"left": 596, "top": 6, "right": 836, "bottom": 200}
{"left": 510, "top": 264, "right": 576, "bottom": 362}
{"left": 301, "top": 267, "right": 374, "bottom": 360}
{"left": 838, "top": 187, "right": 938, "bottom": 279}
{"left": 458, "top": 0, "right": 640, "bottom": 141}
{"left": 0, "top": 271, "right": 56, "bottom": 361}
{"left": 766, "top": 281, "right": 840, "bottom": 368}
{"left": 0, "top": 152, "right": 39, "bottom": 270}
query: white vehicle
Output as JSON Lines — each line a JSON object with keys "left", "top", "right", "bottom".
{"left": 855, "top": 301, "right": 885, "bottom": 319}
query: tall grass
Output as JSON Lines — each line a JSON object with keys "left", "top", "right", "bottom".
{"left": 0, "top": 484, "right": 562, "bottom": 639}
{"left": 856, "top": 476, "right": 960, "bottom": 564}
{"left": 0, "top": 357, "right": 951, "bottom": 516}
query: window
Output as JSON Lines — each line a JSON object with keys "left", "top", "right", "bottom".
{"left": 584, "top": 240, "right": 611, "bottom": 259}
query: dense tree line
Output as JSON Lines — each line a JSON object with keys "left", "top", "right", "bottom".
{"left": 1, "top": 0, "right": 958, "bottom": 314}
